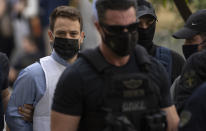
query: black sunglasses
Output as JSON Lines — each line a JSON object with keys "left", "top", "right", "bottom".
{"left": 100, "top": 22, "right": 139, "bottom": 34}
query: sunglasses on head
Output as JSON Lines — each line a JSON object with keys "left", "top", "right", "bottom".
{"left": 100, "top": 22, "right": 139, "bottom": 34}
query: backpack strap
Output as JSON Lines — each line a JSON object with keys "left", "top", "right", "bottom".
{"left": 155, "top": 46, "right": 172, "bottom": 82}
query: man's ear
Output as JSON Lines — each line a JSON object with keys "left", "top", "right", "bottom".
{"left": 48, "top": 30, "right": 54, "bottom": 43}
{"left": 80, "top": 31, "right": 85, "bottom": 44}
{"left": 94, "top": 21, "right": 101, "bottom": 33}
{"left": 94, "top": 22, "right": 104, "bottom": 38}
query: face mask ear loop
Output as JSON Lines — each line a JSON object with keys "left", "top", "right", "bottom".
{"left": 78, "top": 35, "right": 83, "bottom": 52}
{"left": 51, "top": 33, "right": 55, "bottom": 40}
{"left": 51, "top": 33, "right": 55, "bottom": 51}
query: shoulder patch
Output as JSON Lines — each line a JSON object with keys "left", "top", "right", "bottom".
{"left": 179, "top": 110, "right": 192, "bottom": 127}
{"left": 182, "top": 70, "right": 197, "bottom": 88}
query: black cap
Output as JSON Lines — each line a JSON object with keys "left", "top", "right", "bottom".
{"left": 173, "top": 9, "right": 206, "bottom": 39}
{"left": 137, "top": 0, "right": 157, "bottom": 19}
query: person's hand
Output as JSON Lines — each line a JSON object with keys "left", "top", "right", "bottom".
{"left": 18, "top": 104, "right": 34, "bottom": 122}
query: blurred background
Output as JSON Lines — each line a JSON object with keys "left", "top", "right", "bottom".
{"left": 150, "top": 0, "right": 206, "bottom": 56}
{"left": 0, "top": 0, "right": 206, "bottom": 88}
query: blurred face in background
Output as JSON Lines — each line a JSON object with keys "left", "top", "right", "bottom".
{"left": 184, "top": 34, "right": 203, "bottom": 46}
{"left": 138, "top": 15, "right": 156, "bottom": 29}
{"left": 0, "top": 0, "right": 6, "bottom": 17}
{"left": 137, "top": 14, "right": 156, "bottom": 50}
{"left": 182, "top": 34, "right": 206, "bottom": 59}
{"left": 22, "top": 37, "right": 38, "bottom": 54}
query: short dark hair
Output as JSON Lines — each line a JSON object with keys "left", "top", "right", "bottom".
{"left": 96, "top": 0, "right": 137, "bottom": 23}
{"left": 49, "top": 6, "right": 83, "bottom": 32}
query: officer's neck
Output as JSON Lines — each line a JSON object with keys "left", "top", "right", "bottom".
{"left": 67, "top": 54, "right": 78, "bottom": 64}
{"left": 100, "top": 43, "right": 130, "bottom": 67}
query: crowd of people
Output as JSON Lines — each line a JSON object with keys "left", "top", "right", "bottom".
{"left": 0, "top": 0, "right": 206, "bottom": 131}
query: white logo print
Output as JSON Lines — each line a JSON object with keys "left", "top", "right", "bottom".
{"left": 192, "top": 23, "right": 197, "bottom": 26}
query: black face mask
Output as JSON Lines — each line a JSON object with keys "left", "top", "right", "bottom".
{"left": 102, "top": 31, "right": 138, "bottom": 57}
{"left": 53, "top": 37, "right": 79, "bottom": 60}
{"left": 138, "top": 22, "right": 156, "bottom": 50}
{"left": 182, "top": 44, "right": 198, "bottom": 59}
{"left": 100, "top": 23, "right": 139, "bottom": 57}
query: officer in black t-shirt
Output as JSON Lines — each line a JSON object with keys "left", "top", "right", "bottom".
{"left": 0, "top": 52, "right": 10, "bottom": 131}
{"left": 51, "top": 0, "right": 179, "bottom": 131}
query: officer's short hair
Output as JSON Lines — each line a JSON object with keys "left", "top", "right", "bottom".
{"left": 49, "top": 6, "right": 83, "bottom": 32}
{"left": 96, "top": 0, "right": 137, "bottom": 23}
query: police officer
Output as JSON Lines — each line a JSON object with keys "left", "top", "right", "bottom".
{"left": 6, "top": 6, "right": 84, "bottom": 131}
{"left": 179, "top": 81, "right": 206, "bottom": 131}
{"left": 137, "top": 0, "right": 185, "bottom": 84}
{"left": 171, "top": 9, "right": 206, "bottom": 114}
{"left": 51, "top": 0, "right": 179, "bottom": 131}
{"left": 172, "top": 48, "right": 206, "bottom": 114}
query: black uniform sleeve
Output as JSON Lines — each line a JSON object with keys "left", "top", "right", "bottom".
{"left": 150, "top": 57, "right": 172, "bottom": 108}
{"left": 52, "top": 65, "right": 84, "bottom": 116}
{"left": 0, "top": 53, "right": 9, "bottom": 90}
{"left": 174, "top": 51, "right": 206, "bottom": 114}
{"left": 171, "top": 50, "right": 185, "bottom": 83}
{"left": 179, "top": 83, "right": 206, "bottom": 131}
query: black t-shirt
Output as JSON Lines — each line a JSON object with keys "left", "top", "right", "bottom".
{"left": 52, "top": 49, "right": 172, "bottom": 131}
{"left": 149, "top": 45, "right": 185, "bottom": 83}
{"left": 0, "top": 52, "right": 9, "bottom": 131}
{"left": 179, "top": 82, "right": 206, "bottom": 131}
{"left": 174, "top": 50, "right": 206, "bottom": 114}
{"left": 170, "top": 49, "right": 185, "bottom": 82}
{"left": 53, "top": 48, "right": 172, "bottom": 115}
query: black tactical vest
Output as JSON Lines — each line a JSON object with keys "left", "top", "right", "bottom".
{"left": 79, "top": 45, "right": 166, "bottom": 131}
